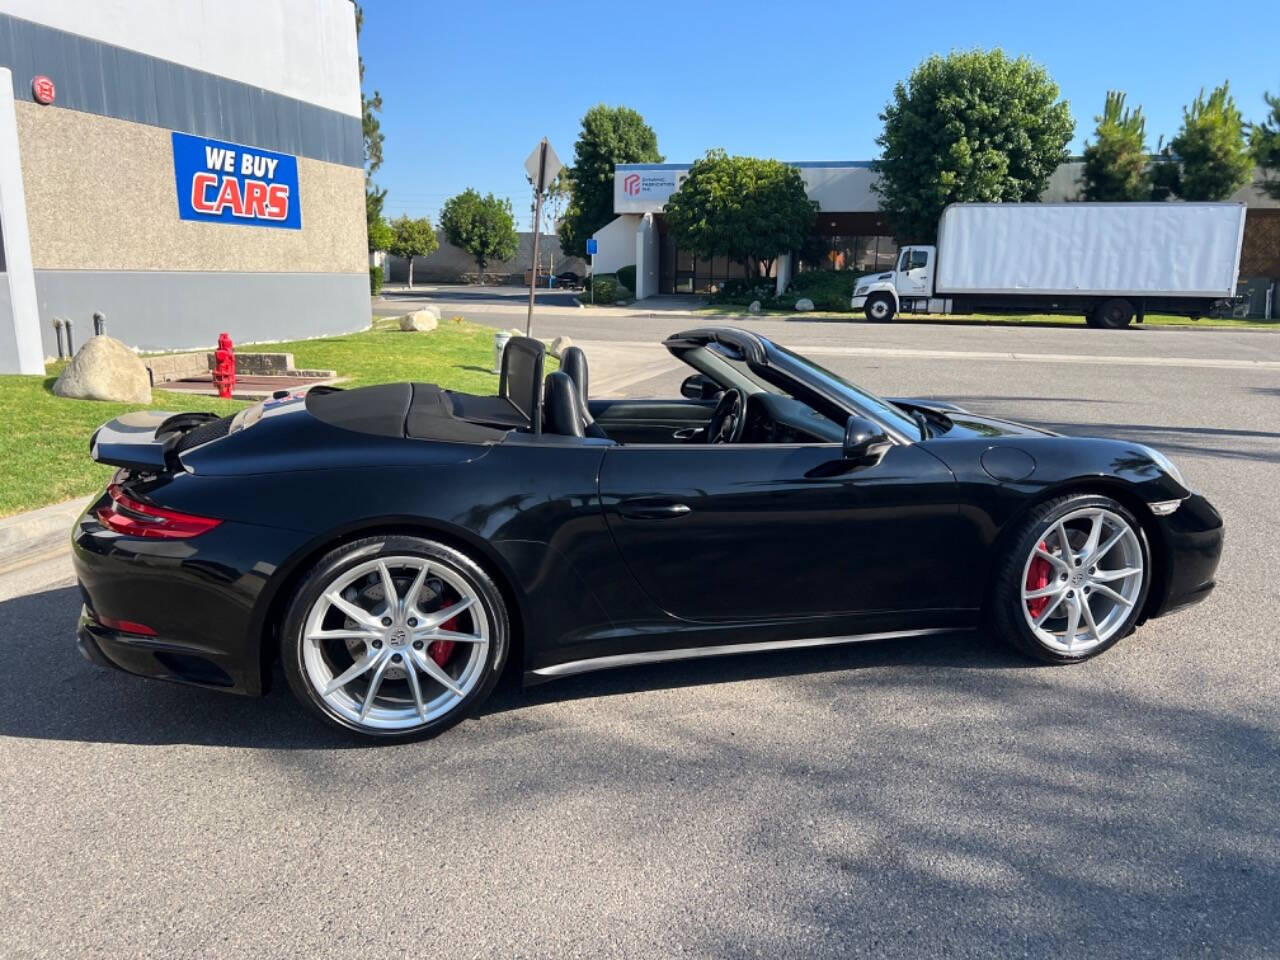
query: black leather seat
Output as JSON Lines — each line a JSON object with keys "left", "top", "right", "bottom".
{"left": 542, "top": 371, "right": 585, "bottom": 437}
{"left": 558, "top": 346, "right": 608, "bottom": 439}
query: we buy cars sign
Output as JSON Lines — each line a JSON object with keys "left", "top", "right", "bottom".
{"left": 171, "top": 132, "right": 302, "bottom": 229}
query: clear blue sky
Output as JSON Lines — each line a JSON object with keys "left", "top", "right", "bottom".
{"left": 360, "top": 0, "right": 1279, "bottom": 230}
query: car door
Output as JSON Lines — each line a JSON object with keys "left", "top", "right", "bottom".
{"left": 598, "top": 441, "right": 966, "bottom": 623}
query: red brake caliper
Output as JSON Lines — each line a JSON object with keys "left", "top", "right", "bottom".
{"left": 1026, "top": 540, "right": 1052, "bottom": 617}
{"left": 427, "top": 613, "right": 457, "bottom": 667}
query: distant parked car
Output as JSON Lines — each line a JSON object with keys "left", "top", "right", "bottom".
{"left": 555, "top": 271, "right": 582, "bottom": 290}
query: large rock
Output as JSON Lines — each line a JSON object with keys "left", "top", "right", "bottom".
{"left": 53, "top": 335, "right": 151, "bottom": 403}
{"left": 747, "top": 300, "right": 762, "bottom": 314}
{"left": 550, "top": 335, "right": 573, "bottom": 358}
{"left": 399, "top": 307, "right": 440, "bottom": 332}
{"left": 795, "top": 298, "right": 815, "bottom": 312}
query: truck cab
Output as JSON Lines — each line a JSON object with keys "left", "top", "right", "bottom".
{"left": 850, "top": 245, "right": 938, "bottom": 321}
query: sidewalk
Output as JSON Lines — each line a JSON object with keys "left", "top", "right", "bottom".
{"left": 0, "top": 496, "right": 89, "bottom": 602}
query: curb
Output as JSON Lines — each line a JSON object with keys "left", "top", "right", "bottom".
{"left": 0, "top": 496, "right": 92, "bottom": 566}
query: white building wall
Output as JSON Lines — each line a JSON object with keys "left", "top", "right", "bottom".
{"left": 590, "top": 214, "right": 641, "bottom": 275}
{"left": 0, "top": 68, "right": 43, "bottom": 374}
{"left": 0, "top": 0, "right": 360, "bottom": 116}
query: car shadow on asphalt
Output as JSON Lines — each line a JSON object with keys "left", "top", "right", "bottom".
{"left": 0, "top": 585, "right": 1028, "bottom": 749}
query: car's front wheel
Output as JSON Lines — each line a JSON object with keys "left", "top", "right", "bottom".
{"left": 992, "top": 495, "right": 1150, "bottom": 663}
{"left": 281, "top": 535, "right": 509, "bottom": 740}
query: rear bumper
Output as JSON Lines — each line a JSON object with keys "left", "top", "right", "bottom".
{"left": 1147, "top": 492, "right": 1224, "bottom": 619}
{"left": 72, "top": 491, "right": 313, "bottom": 696}
{"left": 77, "top": 608, "right": 241, "bottom": 690}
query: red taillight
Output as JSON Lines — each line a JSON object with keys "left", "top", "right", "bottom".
{"left": 95, "top": 613, "right": 158, "bottom": 636}
{"left": 96, "top": 483, "right": 222, "bottom": 539}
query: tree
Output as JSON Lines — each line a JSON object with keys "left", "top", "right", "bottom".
{"left": 558, "top": 105, "right": 662, "bottom": 258}
{"left": 387, "top": 216, "right": 438, "bottom": 287}
{"left": 439, "top": 190, "right": 519, "bottom": 282}
{"left": 366, "top": 185, "right": 391, "bottom": 253}
{"left": 873, "top": 49, "right": 1074, "bottom": 242}
{"left": 528, "top": 172, "right": 568, "bottom": 275}
{"left": 1251, "top": 90, "right": 1280, "bottom": 200}
{"left": 355, "top": 5, "right": 387, "bottom": 251}
{"left": 663, "top": 150, "right": 816, "bottom": 280}
{"left": 1168, "top": 82, "right": 1252, "bottom": 200}
{"left": 1082, "top": 91, "right": 1150, "bottom": 201}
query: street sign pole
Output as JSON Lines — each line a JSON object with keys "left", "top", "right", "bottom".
{"left": 586, "top": 236, "right": 598, "bottom": 306}
{"left": 519, "top": 136, "right": 560, "bottom": 340}
{"left": 526, "top": 141, "right": 546, "bottom": 337}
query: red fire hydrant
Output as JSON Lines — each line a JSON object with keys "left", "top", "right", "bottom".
{"left": 212, "top": 332, "right": 236, "bottom": 399}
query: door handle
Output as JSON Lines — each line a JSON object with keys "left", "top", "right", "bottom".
{"left": 617, "top": 498, "right": 692, "bottom": 520}
{"left": 672, "top": 427, "right": 704, "bottom": 440}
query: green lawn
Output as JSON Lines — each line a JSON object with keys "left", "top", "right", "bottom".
{"left": 0, "top": 319, "right": 517, "bottom": 518}
{"left": 697, "top": 305, "right": 1274, "bottom": 329}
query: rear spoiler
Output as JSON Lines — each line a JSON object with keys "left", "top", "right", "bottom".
{"left": 89, "top": 410, "right": 221, "bottom": 472}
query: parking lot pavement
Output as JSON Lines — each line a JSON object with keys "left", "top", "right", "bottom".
{"left": 2, "top": 325, "right": 1278, "bottom": 958}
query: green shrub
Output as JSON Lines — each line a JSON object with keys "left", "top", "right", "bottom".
{"left": 788, "top": 271, "right": 858, "bottom": 310}
{"left": 589, "top": 273, "right": 621, "bottom": 304}
{"left": 708, "top": 278, "right": 778, "bottom": 306}
{"left": 616, "top": 264, "right": 637, "bottom": 290}
{"left": 369, "top": 265, "right": 384, "bottom": 295}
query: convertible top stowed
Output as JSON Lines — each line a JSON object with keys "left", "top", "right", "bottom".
{"left": 305, "top": 382, "right": 511, "bottom": 444}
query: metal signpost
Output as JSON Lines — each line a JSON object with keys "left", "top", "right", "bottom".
{"left": 523, "top": 137, "right": 562, "bottom": 336}
{"left": 586, "top": 237, "right": 598, "bottom": 305}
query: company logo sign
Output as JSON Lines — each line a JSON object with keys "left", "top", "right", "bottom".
{"left": 615, "top": 168, "right": 686, "bottom": 211}
{"left": 31, "top": 75, "right": 55, "bottom": 104}
{"left": 171, "top": 132, "right": 301, "bottom": 230}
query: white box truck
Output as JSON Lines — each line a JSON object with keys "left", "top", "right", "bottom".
{"left": 850, "top": 202, "right": 1247, "bottom": 328}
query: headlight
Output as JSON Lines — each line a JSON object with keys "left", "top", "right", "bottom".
{"left": 1145, "top": 446, "right": 1186, "bottom": 489}
{"left": 855, "top": 286, "right": 868, "bottom": 296}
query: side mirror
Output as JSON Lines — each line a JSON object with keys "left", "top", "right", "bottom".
{"left": 843, "top": 416, "right": 892, "bottom": 462}
{"left": 681, "top": 374, "right": 720, "bottom": 401}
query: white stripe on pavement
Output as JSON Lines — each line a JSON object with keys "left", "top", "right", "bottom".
{"left": 578, "top": 341, "right": 1280, "bottom": 372}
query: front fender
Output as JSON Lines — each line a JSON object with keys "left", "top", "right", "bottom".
{"left": 851, "top": 281, "right": 898, "bottom": 310}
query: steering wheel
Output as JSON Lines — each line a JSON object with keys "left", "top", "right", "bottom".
{"left": 706, "top": 388, "right": 745, "bottom": 444}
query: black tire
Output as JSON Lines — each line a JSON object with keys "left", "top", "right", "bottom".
{"left": 864, "top": 293, "right": 896, "bottom": 322}
{"left": 990, "top": 494, "right": 1151, "bottom": 664}
{"left": 1092, "top": 298, "right": 1134, "bottom": 329}
{"left": 281, "top": 535, "right": 510, "bottom": 742}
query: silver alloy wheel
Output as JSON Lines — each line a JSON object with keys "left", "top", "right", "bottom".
{"left": 301, "top": 555, "right": 490, "bottom": 730}
{"left": 869, "top": 297, "right": 890, "bottom": 320}
{"left": 1019, "top": 506, "right": 1144, "bottom": 654}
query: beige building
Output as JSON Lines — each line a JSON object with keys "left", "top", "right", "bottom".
{"left": 0, "top": 0, "right": 369, "bottom": 374}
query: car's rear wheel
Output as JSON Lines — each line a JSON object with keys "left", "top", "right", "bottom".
{"left": 864, "top": 293, "right": 896, "bottom": 322}
{"left": 992, "top": 495, "right": 1150, "bottom": 663}
{"left": 281, "top": 535, "right": 509, "bottom": 740}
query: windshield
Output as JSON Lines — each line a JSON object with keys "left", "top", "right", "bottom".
{"left": 764, "top": 342, "right": 922, "bottom": 438}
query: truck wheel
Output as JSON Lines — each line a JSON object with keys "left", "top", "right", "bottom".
{"left": 865, "top": 294, "right": 896, "bottom": 322}
{"left": 1093, "top": 298, "right": 1134, "bottom": 329}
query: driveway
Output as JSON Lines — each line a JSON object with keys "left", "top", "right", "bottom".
{"left": 2, "top": 321, "right": 1277, "bottom": 958}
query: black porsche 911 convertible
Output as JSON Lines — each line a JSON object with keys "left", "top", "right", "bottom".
{"left": 73, "top": 327, "right": 1223, "bottom": 740}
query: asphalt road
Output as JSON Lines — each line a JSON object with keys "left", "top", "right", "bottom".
{"left": 2, "top": 318, "right": 1278, "bottom": 958}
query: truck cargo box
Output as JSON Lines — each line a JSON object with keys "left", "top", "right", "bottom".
{"left": 934, "top": 202, "right": 1246, "bottom": 298}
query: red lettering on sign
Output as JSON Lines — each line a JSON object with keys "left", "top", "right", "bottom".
{"left": 243, "top": 180, "right": 269, "bottom": 218}
{"left": 265, "top": 184, "right": 290, "bottom": 220}
{"left": 190, "top": 172, "right": 219, "bottom": 213}
{"left": 214, "top": 177, "right": 244, "bottom": 217}
{"left": 188, "top": 173, "right": 290, "bottom": 221}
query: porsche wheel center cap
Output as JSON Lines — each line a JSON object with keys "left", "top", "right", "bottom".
{"left": 387, "top": 627, "right": 409, "bottom": 647}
